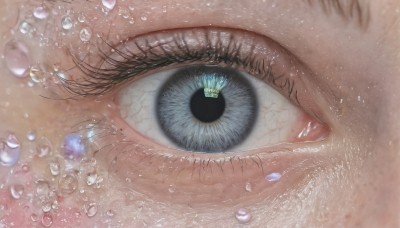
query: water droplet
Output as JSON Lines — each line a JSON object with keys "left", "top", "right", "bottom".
{"left": 36, "top": 137, "right": 52, "bottom": 158}
{"left": 245, "top": 182, "right": 252, "bottom": 192}
{"left": 36, "top": 180, "right": 50, "bottom": 196}
{"left": 31, "top": 213, "right": 39, "bottom": 222}
{"left": 41, "top": 213, "right": 53, "bottom": 227}
{"left": 3, "top": 40, "right": 31, "bottom": 77}
{"left": 62, "top": 134, "right": 87, "bottom": 160}
{"left": 140, "top": 16, "right": 147, "bottom": 21}
{"left": 49, "top": 160, "right": 60, "bottom": 176}
{"left": 29, "top": 65, "right": 49, "bottom": 83}
{"left": 129, "top": 18, "right": 135, "bottom": 24}
{"left": 42, "top": 202, "right": 52, "bottom": 212}
{"left": 0, "top": 142, "right": 20, "bottom": 167}
{"left": 265, "top": 172, "right": 282, "bottom": 182}
{"left": 33, "top": 6, "right": 50, "bottom": 20}
{"left": 58, "top": 174, "right": 78, "bottom": 195}
{"left": 5, "top": 134, "right": 20, "bottom": 149}
{"left": 106, "top": 209, "right": 115, "bottom": 217}
{"left": 77, "top": 12, "right": 86, "bottom": 23}
{"left": 61, "top": 16, "right": 73, "bottom": 30}
{"left": 102, "top": 0, "right": 116, "bottom": 11}
{"left": 19, "top": 21, "right": 35, "bottom": 35}
{"left": 168, "top": 185, "right": 175, "bottom": 193}
{"left": 118, "top": 8, "right": 130, "bottom": 19}
{"left": 26, "top": 131, "right": 36, "bottom": 141}
{"left": 79, "top": 28, "right": 92, "bottom": 42}
{"left": 85, "top": 202, "right": 98, "bottom": 217}
{"left": 86, "top": 172, "right": 97, "bottom": 186}
{"left": 55, "top": 70, "right": 70, "bottom": 80}
{"left": 10, "top": 184, "right": 24, "bottom": 199}
{"left": 235, "top": 208, "right": 252, "bottom": 224}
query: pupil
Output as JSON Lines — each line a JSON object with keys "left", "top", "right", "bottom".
{"left": 190, "top": 88, "right": 225, "bottom": 123}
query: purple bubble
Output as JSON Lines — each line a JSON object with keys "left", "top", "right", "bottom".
{"left": 62, "top": 134, "right": 87, "bottom": 160}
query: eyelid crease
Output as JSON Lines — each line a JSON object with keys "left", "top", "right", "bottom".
{"left": 65, "top": 28, "right": 298, "bottom": 103}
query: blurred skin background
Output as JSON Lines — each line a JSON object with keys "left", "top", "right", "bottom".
{"left": 0, "top": 0, "right": 399, "bottom": 227}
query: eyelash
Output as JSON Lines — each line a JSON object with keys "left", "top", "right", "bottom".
{"left": 62, "top": 28, "right": 298, "bottom": 102}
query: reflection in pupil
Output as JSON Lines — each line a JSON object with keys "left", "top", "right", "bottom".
{"left": 190, "top": 88, "right": 225, "bottom": 123}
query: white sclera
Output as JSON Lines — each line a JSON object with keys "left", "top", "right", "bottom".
{"left": 118, "top": 67, "right": 302, "bottom": 151}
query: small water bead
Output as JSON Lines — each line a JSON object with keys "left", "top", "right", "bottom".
{"left": 19, "top": 21, "right": 35, "bottom": 35}
{"left": 36, "top": 180, "right": 50, "bottom": 196}
{"left": 245, "top": 182, "right": 252, "bottom": 192}
{"left": 41, "top": 213, "right": 53, "bottom": 227}
{"left": 10, "top": 184, "right": 24, "bottom": 199}
{"left": 62, "top": 134, "right": 87, "bottom": 160}
{"left": 36, "top": 137, "right": 52, "bottom": 157}
{"left": 49, "top": 160, "right": 60, "bottom": 176}
{"left": 235, "top": 208, "right": 252, "bottom": 224}
{"left": 55, "top": 70, "right": 71, "bottom": 81}
{"left": 86, "top": 173, "right": 97, "bottom": 186}
{"left": 3, "top": 40, "right": 31, "bottom": 78}
{"left": 26, "top": 131, "right": 36, "bottom": 141}
{"left": 61, "top": 16, "right": 73, "bottom": 30}
{"left": 42, "top": 202, "right": 52, "bottom": 212}
{"left": 79, "top": 27, "right": 92, "bottom": 42}
{"left": 265, "top": 172, "right": 282, "bottom": 182}
{"left": 78, "top": 13, "right": 86, "bottom": 23}
{"left": 31, "top": 213, "right": 39, "bottom": 222}
{"left": 106, "top": 209, "right": 115, "bottom": 217}
{"left": 140, "top": 16, "right": 147, "bottom": 21}
{"left": 86, "top": 203, "right": 98, "bottom": 217}
{"left": 33, "top": 6, "right": 50, "bottom": 20}
{"left": 58, "top": 174, "right": 78, "bottom": 195}
{"left": 29, "top": 65, "right": 48, "bottom": 83}
{"left": 0, "top": 142, "right": 20, "bottom": 167}
{"left": 102, "top": 0, "right": 117, "bottom": 11}
{"left": 5, "top": 134, "right": 20, "bottom": 149}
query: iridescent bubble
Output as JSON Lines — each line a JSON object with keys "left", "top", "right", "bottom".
{"left": 62, "top": 133, "right": 87, "bottom": 160}
{"left": 10, "top": 184, "right": 24, "bottom": 199}
{"left": 265, "top": 172, "right": 282, "bottom": 182}
{"left": 235, "top": 208, "right": 252, "bottom": 224}
{"left": 61, "top": 16, "right": 73, "bottom": 30}
{"left": 33, "top": 6, "right": 50, "bottom": 20}
{"left": 3, "top": 40, "right": 31, "bottom": 78}
{"left": 0, "top": 142, "right": 20, "bottom": 167}
{"left": 102, "top": 0, "right": 116, "bottom": 11}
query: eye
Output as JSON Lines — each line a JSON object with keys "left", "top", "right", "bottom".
{"left": 69, "top": 28, "right": 329, "bottom": 205}
{"left": 119, "top": 65, "right": 305, "bottom": 152}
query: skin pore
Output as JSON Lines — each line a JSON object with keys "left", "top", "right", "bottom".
{"left": 0, "top": 0, "right": 400, "bottom": 227}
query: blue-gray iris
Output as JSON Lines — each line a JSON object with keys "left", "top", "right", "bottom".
{"left": 156, "top": 66, "right": 258, "bottom": 152}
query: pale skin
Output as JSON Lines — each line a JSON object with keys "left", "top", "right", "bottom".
{"left": 0, "top": 0, "right": 400, "bottom": 227}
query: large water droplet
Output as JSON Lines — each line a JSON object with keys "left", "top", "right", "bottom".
{"left": 41, "top": 213, "right": 53, "bottom": 227}
{"left": 3, "top": 40, "right": 31, "bottom": 78}
{"left": 58, "top": 174, "right": 78, "bottom": 195}
{"left": 61, "top": 16, "right": 73, "bottom": 30}
{"left": 0, "top": 142, "right": 20, "bottom": 167}
{"left": 10, "top": 184, "right": 24, "bottom": 199}
{"left": 33, "top": 6, "right": 50, "bottom": 20}
{"left": 265, "top": 172, "right": 282, "bottom": 182}
{"left": 102, "top": 0, "right": 116, "bottom": 11}
{"left": 79, "top": 28, "right": 92, "bottom": 42}
{"left": 85, "top": 202, "right": 98, "bottom": 217}
{"left": 235, "top": 208, "right": 252, "bottom": 224}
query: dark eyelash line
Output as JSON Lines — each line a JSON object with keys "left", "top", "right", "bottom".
{"left": 63, "top": 28, "right": 297, "bottom": 103}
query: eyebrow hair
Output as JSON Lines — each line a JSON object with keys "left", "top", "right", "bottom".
{"left": 305, "top": 0, "right": 371, "bottom": 30}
